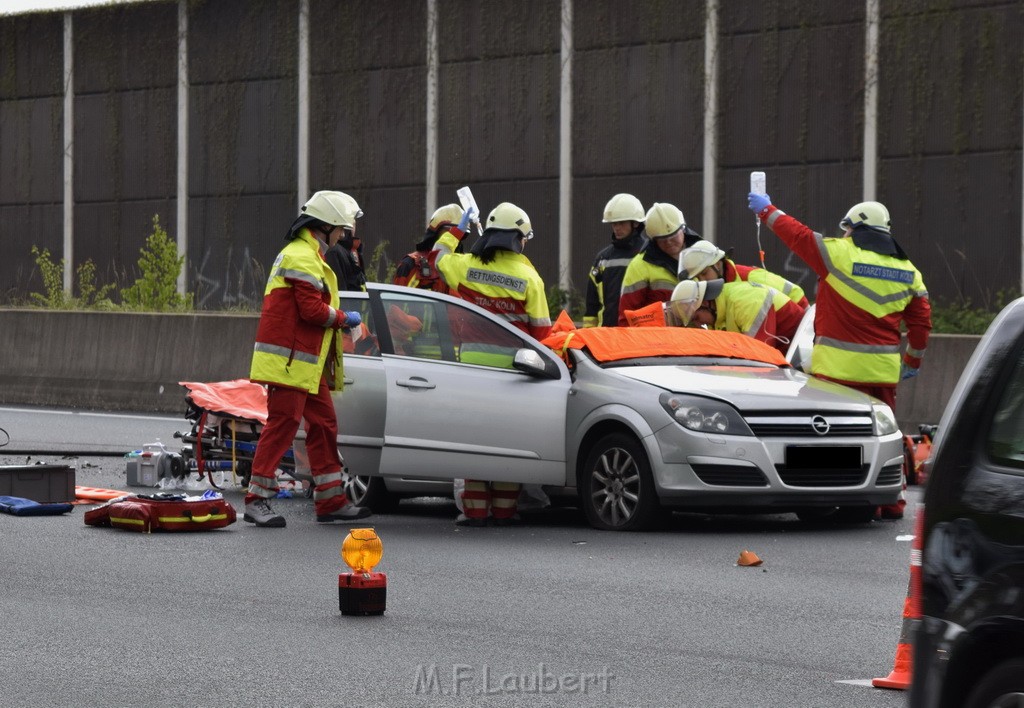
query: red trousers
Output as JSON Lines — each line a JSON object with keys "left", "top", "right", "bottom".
{"left": 245, "top": 378, "right": 349, "bottom": 515}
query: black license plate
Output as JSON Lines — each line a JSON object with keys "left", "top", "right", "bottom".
{"left": 785, "top": 445, "right": 861, "bottom": 470}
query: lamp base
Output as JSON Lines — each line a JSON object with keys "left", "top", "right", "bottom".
{"left": 338, "top": 571, "right": 387, "bottom": 615}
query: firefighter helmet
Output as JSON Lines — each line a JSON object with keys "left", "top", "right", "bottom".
{"left": 840, "top": 201, "right": 891, "bottom": 234}
{"left": 427, "top": 203, "right": 465, "bottom": 232}
{"left": 644, "top": 203, "right": 686, "bottom": 239}
{"left": 667, "top": 277, "right": 725, "bottom": 325}
{"left": 302, "top": 190, "right": 363, "bottom": 228}
{"left": 678, "top": 240, "right": 726, "bottom": 279}
{"left": 485, "top": 202, "right": 533, "bottom": 240}
{"left": 602, "top": 193, "right": 646, "bottom": 223}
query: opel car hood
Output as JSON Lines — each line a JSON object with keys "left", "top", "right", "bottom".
{"left": 611, "top": 365, "right": 875, "bottom": 411}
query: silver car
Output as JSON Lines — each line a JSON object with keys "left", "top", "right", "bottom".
{"left": 334, "top": 284, "right": 904, "bottom": 531}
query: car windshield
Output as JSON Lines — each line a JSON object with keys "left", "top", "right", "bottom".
{"left": 542, "top": 324, "right": 789, "bottom": 369}
{"left": 599, "top": 355, "right": 779, "bottom": 369}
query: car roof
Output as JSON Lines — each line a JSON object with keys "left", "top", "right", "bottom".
{"left": 541, "top": 325, "right": 789, "bottom": 366}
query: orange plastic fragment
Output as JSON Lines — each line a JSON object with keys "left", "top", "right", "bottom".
{"left": 737, "top": 550, "right": 763, "bottom": 566}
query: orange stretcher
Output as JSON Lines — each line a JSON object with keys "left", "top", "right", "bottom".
{"left": 176, "top": 379, "right": 299, "bottom": 491}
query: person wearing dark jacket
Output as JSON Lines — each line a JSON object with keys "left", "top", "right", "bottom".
{"left": 583, "top": 193, "right": 648, "bottom": 327}
{"left": 325, "top": 198, "right": 366, "bottom": 292}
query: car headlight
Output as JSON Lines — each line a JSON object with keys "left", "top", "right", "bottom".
{"left": 659, "top": 393, "right": 754, "bottom": 436}
{"left": 872, "top": 403, "right": 899, "bottom": 436}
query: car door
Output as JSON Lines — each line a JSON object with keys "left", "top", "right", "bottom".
{"left": 373, "top": 287, "right": 570, "bottom": 485}
{"left": 335, "top": 291, "right": 386, "bottom": 478}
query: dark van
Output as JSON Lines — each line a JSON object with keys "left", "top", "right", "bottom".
{"left": 910, "top": 297, "right": 1024, "bottom": 707}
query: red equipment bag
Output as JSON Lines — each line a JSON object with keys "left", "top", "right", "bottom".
{"left": 84, "top": 492, "right": 237, "bottom": 533}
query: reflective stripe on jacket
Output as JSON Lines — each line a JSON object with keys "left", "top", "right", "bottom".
{"left": 764, "top": 207, "right": 931, "bottom": 386}
{"left": 434, "top": 230, "right": 552, "bottom": 340}
{"left": 250, "top": 229, "right": 344, "bottom": 394}
{"left": 617, "top": 244, "right": 678, "bottom": 326}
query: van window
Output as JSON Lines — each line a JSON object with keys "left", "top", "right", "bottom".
{"left": 986, "top": 348, "right": 1024, "bottom": 469}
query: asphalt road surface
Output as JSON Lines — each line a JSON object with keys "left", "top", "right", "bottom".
{"left": 0, "top": 406, "right": 915, "bottom": 707}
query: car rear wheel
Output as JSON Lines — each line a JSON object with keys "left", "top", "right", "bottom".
{"left": 343, "top": 472, "right": 396, "bottom": 512}
{"left": 579, "top": 433, "right": 659, "bottom": 531}
{"left": 965, "top": 658, "right": 1024, "bottom": 708}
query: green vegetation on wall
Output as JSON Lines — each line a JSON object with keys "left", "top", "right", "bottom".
{"left": 28, "top": 214, "right": 194, "bottom": 312}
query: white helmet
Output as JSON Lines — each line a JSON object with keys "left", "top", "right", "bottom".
{"left": 678, "top": 240, "right": 726, "bottom": 279}
{"left": 486, "top": 202, "right": 533, "bottom": 240}
{"left": 644, "top": 203, "right": 686, "bottom": 239}
{"left": 840, "top": 201, "right": 890, "bottom": 234}
{"left": 602, "top": 193, "right": 646, "bottom": 223}
{"left": 302, "top": 190, "right": 363, "bottom": 228}
{"left": 666, "top": 278, "right": 724, "bottom": 325}
{"left": 427, "top": 203, "right": 464, "bottom": 232}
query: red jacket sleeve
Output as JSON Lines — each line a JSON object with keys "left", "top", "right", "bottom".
{"left": 762, "top": 206, "right": 829, "bottom": 279}
{"left": 902, "top": 294, "right": 932, "bottom": 367}
{"left": 289, "top": 278, "right": 341, "bottom": 329}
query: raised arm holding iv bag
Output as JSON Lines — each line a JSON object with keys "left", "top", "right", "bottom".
{"left": 750, "top": 171, "right": 767, "bottom": 269}
{"left": 456, "top": 186, "right": 483, "bottom": 238}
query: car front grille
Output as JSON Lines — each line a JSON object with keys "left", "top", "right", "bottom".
{"left": 775, "top": 464, "right": 869, "bottom": 487}
{"left": 745, "top": 413, "right": 874, "bottom": 437}
{"left": 691, "top": 464, "right": 769, "bottom": 487}
{"left": 876, "top": 462, "right": 904, "bottom": 486}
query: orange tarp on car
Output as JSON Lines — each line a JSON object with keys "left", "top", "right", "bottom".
{"left": 541, "top": 311, "right": 788, "bottom": 366}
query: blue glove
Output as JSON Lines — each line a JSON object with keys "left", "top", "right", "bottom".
{"left": 748, "top": 192, "right": 772, "bottom": 215}
{"left": 343, "top": 310, "right": 362, "bottom": 328}
{"left": 457, "top": 207, "right": 477, "bottom": 232}
{"left": 900, "top": 361, "right": 919, "bottom": 380}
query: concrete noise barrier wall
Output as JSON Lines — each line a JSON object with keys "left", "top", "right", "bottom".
{"left": 0, "top": 310, "right": 259, "bottom": 414}
{"left": 0, "top": 309, "right": 978, "bottom": 428}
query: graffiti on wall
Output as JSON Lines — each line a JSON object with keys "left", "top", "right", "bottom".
{"left": 193, "top": 245, "right": 265, "bottom": 310}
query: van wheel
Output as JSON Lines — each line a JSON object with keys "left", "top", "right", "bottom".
{"left": 965, "top": 658, "right": 1024, "bottom": 708}
{"left": 578, "top": 433, "right": 658, "bottom": 531}
{"left": 343, "top": 473, "right": 396, "bottom": 512}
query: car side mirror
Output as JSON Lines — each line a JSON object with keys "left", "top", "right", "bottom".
{"left": 513, "top": 348, "right": 560, "bottom": 379}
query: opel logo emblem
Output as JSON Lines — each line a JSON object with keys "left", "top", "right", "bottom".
{"left": 810, "top": 415, "right": 830, "bottom": 436}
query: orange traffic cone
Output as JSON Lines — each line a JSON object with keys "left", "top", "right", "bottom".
{"left": 873, "top": 510, "right": 923, "bottom": 690}
{"left": 872, "top": 580, "right": 914, "bottom": 689}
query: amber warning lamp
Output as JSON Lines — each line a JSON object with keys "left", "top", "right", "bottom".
{"left": 339, "top": 527, "right": 387, "bottom": 615}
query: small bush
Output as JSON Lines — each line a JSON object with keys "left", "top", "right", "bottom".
{"left": 29, "top": 246, "right": 116, "bottom": 309}
{"left": 929, "top": 290, "right": 1020, "bottom": 335}
{"left": 365, "top": 240, "right": 395, "bottom": 284}
{"left": 547, "top": 284, "right": 583, "bottom": 322}
{"left": 120, "top": 215, "right": 193, "bottom": 312}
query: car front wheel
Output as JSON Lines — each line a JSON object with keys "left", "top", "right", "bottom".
{"left": 579, "top": 433, "right": 659, "bottom": 531}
